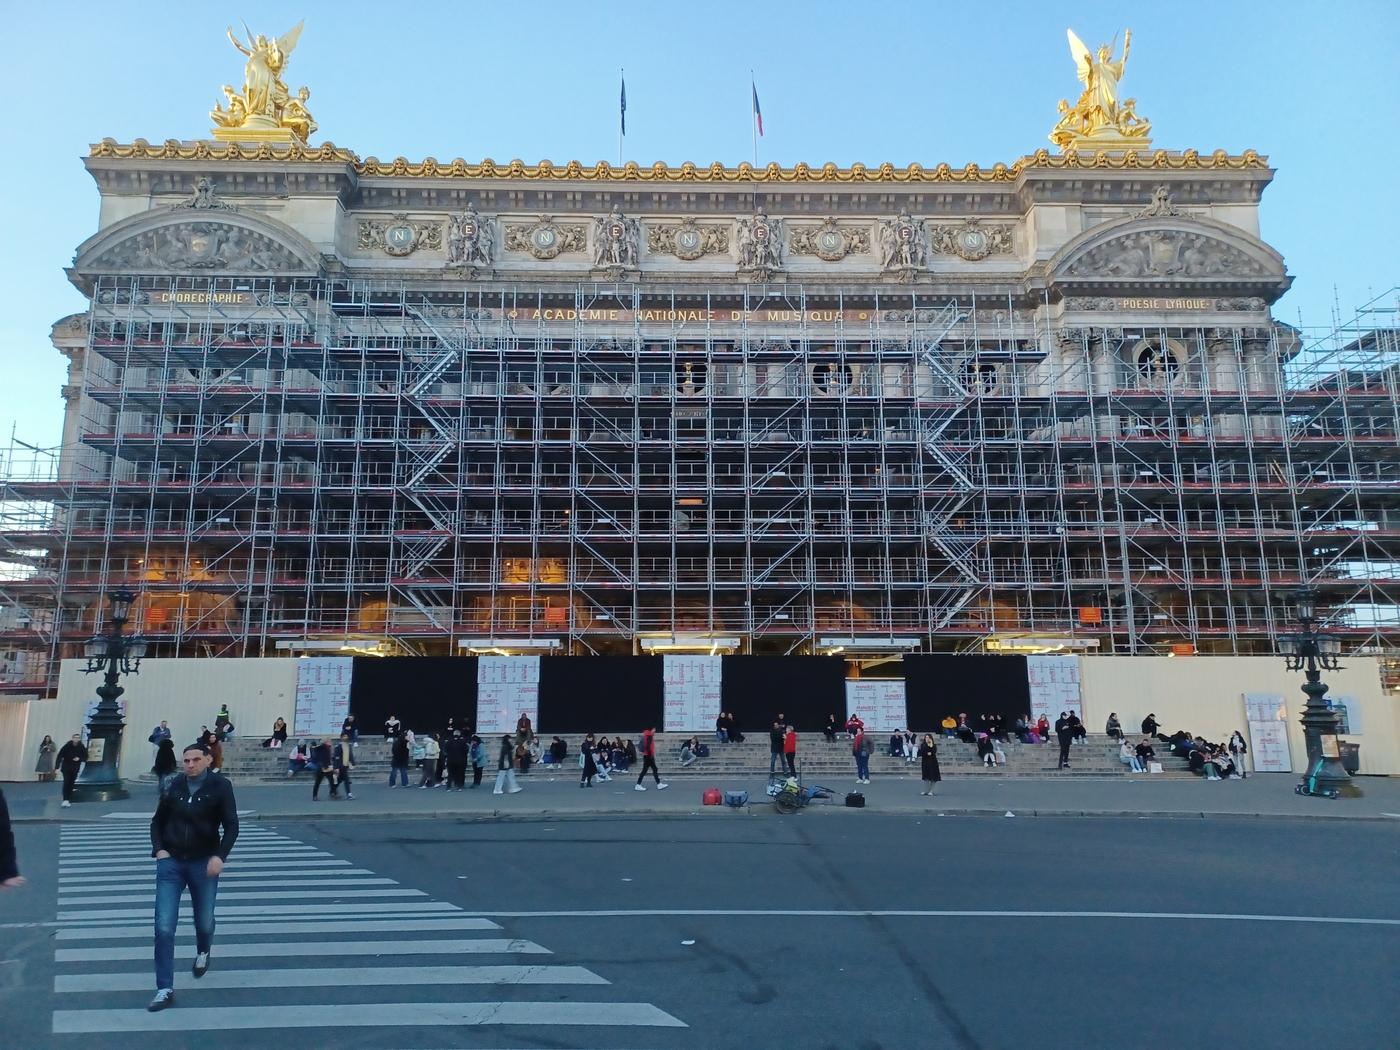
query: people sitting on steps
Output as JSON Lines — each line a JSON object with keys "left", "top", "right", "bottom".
{"left": 285, "top": 740, "right": 309, "bottom": 777}
{"left": 261, "top": 717, "right": 288, "bottom": 749}
{"left": 1120, "top": 738, "right": 1144, "bottom": 773}
{"left": 1132, "top": 736, "right": 1156, "bottom": 771}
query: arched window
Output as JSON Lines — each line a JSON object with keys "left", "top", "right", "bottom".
{"left": 1135, "top": 341, "right": 1182, "bottom": 387}
{"left": 961, "top": 361, "right": 999, "bottom": 395}
{"left": 812, "top": 362, "right": 854, "bottom": 395}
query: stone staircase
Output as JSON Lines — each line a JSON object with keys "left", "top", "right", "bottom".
{"left": 216, "top": 731, "right": 1130, "bottom": 782}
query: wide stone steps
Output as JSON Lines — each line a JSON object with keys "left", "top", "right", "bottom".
{"left": 213, "top": 732, "right": 1128, "bottom": 780}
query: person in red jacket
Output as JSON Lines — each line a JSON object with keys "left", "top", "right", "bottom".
{"left": 852, "top": 726, "right": 871, "bottom": 784}
{"left": 783, "top": 725, "right": 798, "bottom": 776}
{"left": 634, "top": 728, "right": 668, "bottom": 792}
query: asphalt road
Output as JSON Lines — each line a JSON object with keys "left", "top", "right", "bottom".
{"left": 2, "top": 814, "right": 1397, "bottom": 1049}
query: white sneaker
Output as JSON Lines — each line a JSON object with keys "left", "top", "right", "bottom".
{"left": 635, "top": 784, "right": 647, "bottom": 791}
{"left": 492, "top": 788, "right": 504, "bottom": 795}
{"left": 61, "top": 800, "right": 71, "bottom": 807}
{"left": 657, "top": 782, "right": 669, "bottom": 790}
{"left": 508, "top": 787, "right": 522, "bottom": 794}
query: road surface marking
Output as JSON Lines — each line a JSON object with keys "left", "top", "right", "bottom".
{"left": 56, "top": 938, "right": 550, "bottom": 963}
{"left": 55, "top": 917, "right": 502, "bottom": 941}
{"left": 53, "top": 1001, "right": 685, "bottom": 1034}
{"left": 56, "top": 964, "right": 607, "bottom": 993}
{"left": 466, "top": 908, "right": 1400, "bottom": 927}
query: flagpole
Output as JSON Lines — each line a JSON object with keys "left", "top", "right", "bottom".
{"left": 750, "top": 70, "right": 757, "bottom": 168}
{"left": 619, "top": 67, "right": 624, "bottom": 167}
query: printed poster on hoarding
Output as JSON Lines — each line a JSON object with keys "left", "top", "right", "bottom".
{"left": 1027, "top": 656, "right": 1082, "bottom": 725}
{"left": 293, "top": 657, "right": 353, "bottom": 737}
{"left": 1243, "top": 692, "right": 1292, "bottom": 773}
{"left": 845, "top": 679, "right": 907, "bottom": 732}
{"left": 663, "top": 656, "right": 722, "bottom": 732}
{"left": 476, "top": 656, "right": 540, "bottom": 734}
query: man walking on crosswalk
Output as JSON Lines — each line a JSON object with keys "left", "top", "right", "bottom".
{"left": 147, "top": 741, "right": 239, "bottom": 1012}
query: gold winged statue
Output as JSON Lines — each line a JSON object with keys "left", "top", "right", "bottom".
{"left": 1050, "top": 28, "right": 1151, "bottom": 151}
{"left": 210, "top": 20, "right": 317, "bottom": 143}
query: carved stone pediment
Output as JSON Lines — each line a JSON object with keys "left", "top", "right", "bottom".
{"left": 1049, "top": 214, "right": 1289, "bottom": 300}
{"left": 86, "top": 220, "right": 304, "bottom": 273}
{"left": 1065, "top": 229, "right": 1265, "bottom": 278}
{"left": 72, "top": 207, "right": 322, "bottom": 280}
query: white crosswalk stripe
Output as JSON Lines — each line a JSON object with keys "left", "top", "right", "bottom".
{"left": 50, "top": 821, "right": 686, "bottom": 1040}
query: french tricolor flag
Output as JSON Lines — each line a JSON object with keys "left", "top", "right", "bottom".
{"left": 752, "top": 80, "right": 764, "bottom": 137}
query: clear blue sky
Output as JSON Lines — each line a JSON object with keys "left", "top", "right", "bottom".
{"left": 2, "top": 0, "right": 1396, "bottom": 447}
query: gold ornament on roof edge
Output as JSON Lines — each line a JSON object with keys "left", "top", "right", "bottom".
{"left": 210, "top": 20, "right": 316, "bottom": 144}
{"left": 1050, "top": 28, "right": 1151, "bottom": 152}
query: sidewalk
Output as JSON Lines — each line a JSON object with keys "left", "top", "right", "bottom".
{"left": 6, "top": 771, "right": 1399, "bottom": 823}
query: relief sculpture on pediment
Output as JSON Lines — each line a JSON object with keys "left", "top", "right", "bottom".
{"left": 88, "top": 221, "right": 302, "bottom": 273}
{"left": 1066, "top": 230, "right": 1267, "bottom": 279}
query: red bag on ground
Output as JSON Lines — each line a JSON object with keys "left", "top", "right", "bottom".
{"left": 702, "top": 787, "right": 722, "bottom": 805}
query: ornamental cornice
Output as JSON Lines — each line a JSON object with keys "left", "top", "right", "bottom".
{"left": 89, "top": 139, "right": 1268, "bottom": 183}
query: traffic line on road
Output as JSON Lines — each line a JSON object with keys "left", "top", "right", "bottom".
{"left": 52, "top": 1000, "right": 685, "bottom": 1034}
{"left": 50, "top": 909, "right": 461, "bottom": 930}
{"left": 58, "top": 900, "right": 462, "bottom": 921}
{"left": 55, "top": 917, "right": 502, "bottom": 941}
{"left": 59, "top": 858, "right": 354, "bottom": 873}
{"left": 466, "top": 907, "right": 1400, "bottom": 927}
{"left": 58, "top": 871, "right": 386, "bottom": 888}
{"left": 55, "top": 938, "right": 550, "bottom": 963}
{"left": 56, "top": 964, "right": 607, "bottom": 993}
{"left": 60, "top": 846, "right": 320, "bottom": 859}
{"left": 58, "top": 887, "right": 427, "bottom": 906}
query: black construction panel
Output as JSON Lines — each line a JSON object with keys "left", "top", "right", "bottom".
{"left": 537, "top": 656, "right": 664, "bottom": 733}
{"left": 902, "top": 654, "right": 1029, "bottom": 729}
{"left": 721, "top": 656, "right": 847, "bottom": 734}
{"left": 349, "top": 656, "right": 477, "bottom": 736}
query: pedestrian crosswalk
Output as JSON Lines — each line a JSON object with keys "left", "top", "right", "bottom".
{"left": 49, "top": 820, "right": 687, "bottom": 1039}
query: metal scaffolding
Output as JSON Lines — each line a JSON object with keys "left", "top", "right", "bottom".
{"left": 1, "top": 276, "right": 1396, "bottom": 694}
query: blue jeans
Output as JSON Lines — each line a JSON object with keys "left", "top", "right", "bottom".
{"left": 770, "top": 752, "right": 781, "bottom": 773}
{"left": 389, "top": 765, "right": 408, "bottom": 786}
{"left": 154, "top": 856, "right": 219, "bottom": 991}
{"left": 855, "top": 752, "right": 870, "bottom": 780}
{"left": 716, "top": 730, "right": 728, "bottom": 742}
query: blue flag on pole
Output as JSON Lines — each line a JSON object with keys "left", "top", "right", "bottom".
{"left": 752, "top": 80, "right": 764, "bottom": 137}
{"left": 620, "top": 74, "right": 627, "bottom": 136}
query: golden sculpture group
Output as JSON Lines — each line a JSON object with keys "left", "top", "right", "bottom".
{"left": 204, "top": 23, "right": 1153, "bottom": 154}
{"left": 210, "top": 21, "right": 316, "bottom": 143}
{"left": 1050, "top": 29, "right": 1152, "bottom": 152}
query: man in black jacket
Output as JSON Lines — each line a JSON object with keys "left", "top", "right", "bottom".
{"left": 147, "top": 742, "right": 238, "bottom": 1012}
{"left": 442, "top": 730, "right": 470, "bottom": 791}
{"left": 1054, "top": 712, "right": 1074, "bottom": 770}
{"left": 55, "top": 733, "right": 87, "bottom": 807}
{"left": 0, "top": 788, "right": 24, "bottom": 890}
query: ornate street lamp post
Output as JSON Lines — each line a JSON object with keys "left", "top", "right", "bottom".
{"left": 1279, "top": 586, "right": 1358, "bottom": 799}
{"left": 72, "top": 588, "right": 147, "bottom": 802}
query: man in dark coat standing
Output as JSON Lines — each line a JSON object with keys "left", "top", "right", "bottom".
{"left": 56, "top": 733, "right": 87, "bottom": 808}
{"left": 442, "top": 731, "right": 470, "bottom": 791}
{"left": 1054, "top": 711, "right": 1074, "bottom": 770}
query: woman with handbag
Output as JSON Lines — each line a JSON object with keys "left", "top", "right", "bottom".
{"left": 580, "top": 735, "right": 598, "bottom": 788}
{"left": 917, "top": 733, "right": 941, "bottom": 795}
{"left": 494, "top": 734, "right": 522, "bottom": 795}
{"left": 1228, "top": 731, "right": 1249, "bottom": 778}
{"left": 34, "top": 736, "right": 57, "bottom": 782}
